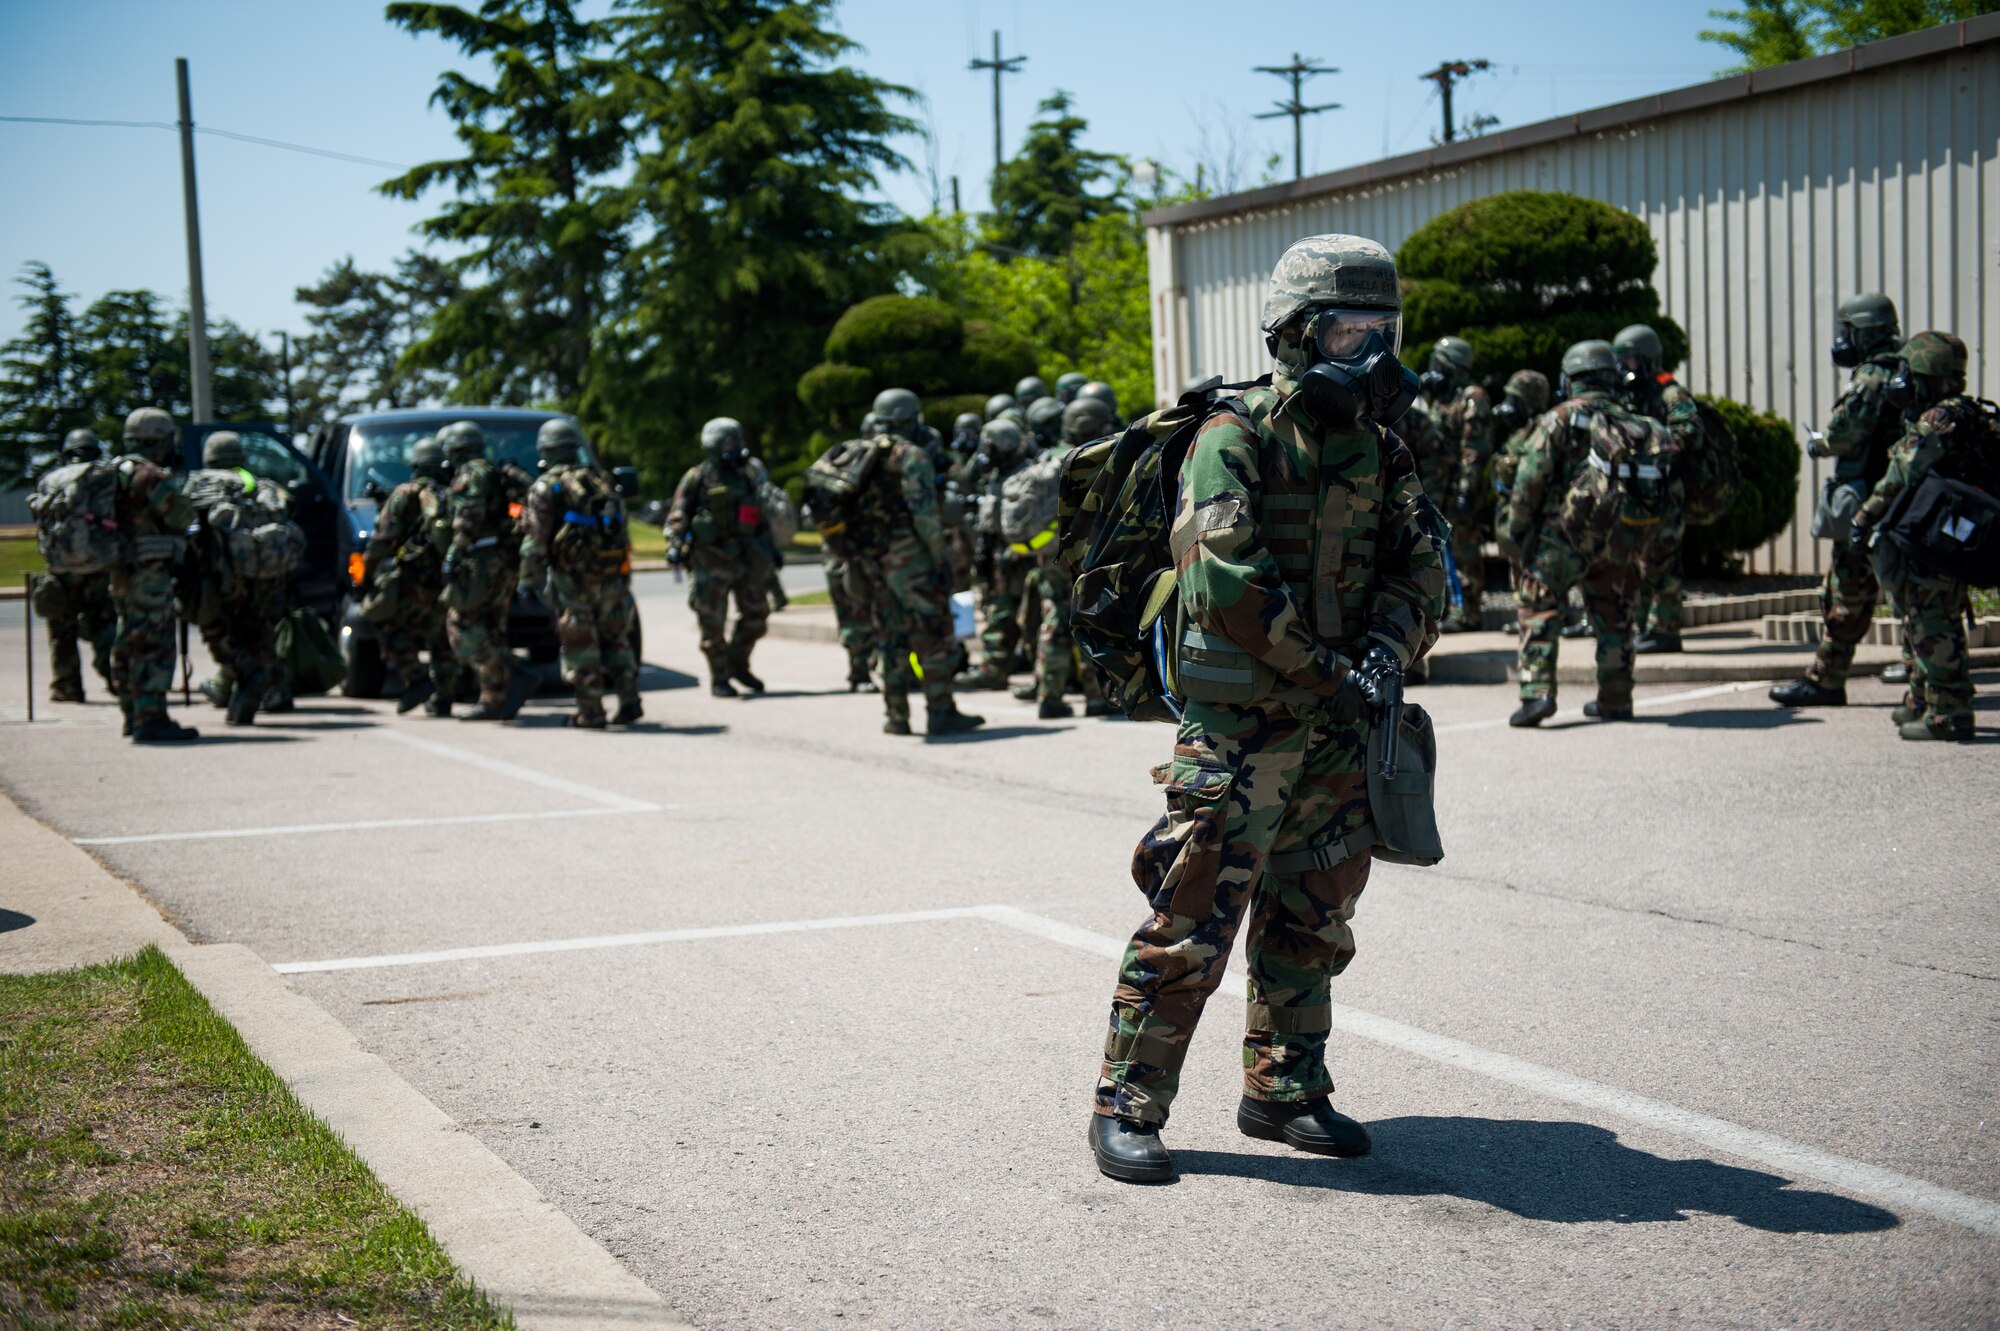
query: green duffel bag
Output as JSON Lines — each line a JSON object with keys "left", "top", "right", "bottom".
{"left": 1368, "top": 702, "right": 1444, "bottom": 867}
{"left": 276, "top": 607, "right": 347, "bottom": 696}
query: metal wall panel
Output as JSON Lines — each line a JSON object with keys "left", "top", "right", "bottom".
{"left": 1148, "top": 42, "right": 2000, "bottom": 573}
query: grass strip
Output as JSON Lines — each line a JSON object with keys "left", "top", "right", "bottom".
{"left": 0, "top": 946, "right": 513, "bottom": 1330}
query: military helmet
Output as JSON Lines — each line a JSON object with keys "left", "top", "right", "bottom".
{"left": 122, "top": 407, "right": 175, "bottom": 461}
{"left": 980, "top": 417, "right": 1025, "bottom": 459}
{"left": 984, "top": 393, "right": 1016, "bottom": 422}
{"left": 1901, "top": 330, "right": 1967, "bottom": 381}
{"left": 61, "top": 428, "right": 101, "bottom": 462}
{"left": 1014, "top": 375, "right": 1048, "bottom": 405}
{"left": 1260, "top": 233, "right": 1401, "bottom": 334}
{"left": 438, "top": 420, "right": 487, "bottom": 461}
{"left": 1063, "top": 396, "right": 1114, "bottom": 443}
{"left": 700, "top": 417, "right": 743, "bottom": 454}
{"left": 1431, "top": 336, "right": 1476, "bottom": 375}
{"left": 1026, "top": 394, "right": 1066, "bottom": 440}
{"left": 1504, "top": 369, "right": 1551, "bottom": 416}
{"left": 1838, "top": 292, "right": 1899, "bottom": 331}
{"left": 407, "top": 437, "right": 446, "bottom": 473}
{"left": 952, "top": 411, "right": 982, "bottom": 436}
{"left": 536, "top": 417, "right": 585, "bottom": 463}
{"left": 1560, "top": 339, "right": 1620, "bottom": 390}
{"left": 1054, "top": 372, "right": 1088, "bottom": 403}
{"left": 1077, "top": 381, "right": 1119, "bottom": 418}
{"left": 1613, "top": 324, "right": 1664, "bottom": 366}
{"left": 872, "top": 387, "right": 922, "bottom": 438}
{"left": 202, "top": 430, "right": 246, "bottom": 468}
{"left": 857, "top": 411, "right": 884, "bottom": 438}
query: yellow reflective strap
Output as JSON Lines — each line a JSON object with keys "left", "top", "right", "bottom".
{"left": 235, "top": 467, "right": 256, "bottom": 493}
{"left": 909, "top": 651, "right": 923, "bottom": 681}
{"left": 1027, "top": 525, "right": 1056, "bottom": 551}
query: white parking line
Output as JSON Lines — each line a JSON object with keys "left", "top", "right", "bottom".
{"left": 374, "top": 728, "right": 658, "bottom": 812}
{"left": 1432, "top": 679, "right": 1778, "bottom": 735}
{"left": 74, "top": 805, "right": 649, "bottom": 847}
{"left": 278, "top": 899, "right": 2000, "bottom": 1239}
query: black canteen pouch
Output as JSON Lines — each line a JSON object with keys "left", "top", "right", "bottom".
{"left": 1367, "top": 703, "right": 1444, "bottom": 867}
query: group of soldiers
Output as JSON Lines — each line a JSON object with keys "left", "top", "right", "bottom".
{"left": 29, "top": 410, "right": 304, "bottom": 741}
{"left": 362, "top": 418, "right": 639, "bottom": 728}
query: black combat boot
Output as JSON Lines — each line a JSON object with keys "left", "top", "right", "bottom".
{"left": 1890, "top": 695, "right": 1926, "bottom": 726}
{"left": 131, "top": 715, "right": 199, "bottom": 743}
{"left": 847, "top": 668, "right": 876, "bottom": 693}
{"left": 493, "top": 662, "right": 538, "bottom": 720}
{"left": 1583, "top": 698, "right": 1633, "bottom": 720}
{"left": 710, "top": 677, "right": 739, "bottom": 699}
{"left": 567, "top": 709, "right": 607, "bottom": 729}
{"left": 1900, "top": 714, "right": 1972, "bottom": 742}
{"left": 883, "top": 715, "right": 913, "bottom": 736}
{"left": 198, "top": 676, "right": 231, "bottom": 708}
{"left": 953, "top": 667, "right": 1008, "bottom": 691}
{"left": 1509, "top": 696, "right": 1557, "bottom": 728}
{"left": 1769, "top": 676, "right": 1845, "bottom": 707}
{"left": 1237, "top": 1096, "right": 1372, "bottom": 1157}
{"left": 49, "top": 682, "right": 86, "bottom": 704}
{"left": 1634, "top": 629, "right": 1682, "bottom": 654}
{"left": 226, "top": 688, "right": 259, "bottom": 727}
{"left": 396, "top": 674, "right": 436, "bottom": 715}
{"left": 610, "top": 696, "right": 643, "bottom": 726}
{"left": 425, "top": 696, "right": 454, "bottom": 719}
{"left": 729, "top": 668, "right": 766, "bottom": 694}
{"left": 925, "top": 704, "right": 985, "bottom": 737}
{"left": 1089, "top": 1114, "right": 1173, "bottom": 1183}
{"left": 1012, "top": 681, "right": 1040, "bottom": 701}
{"left": 1038, "top": 697, "right": 1073, "bottom": 720}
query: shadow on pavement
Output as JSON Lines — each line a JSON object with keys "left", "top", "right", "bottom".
{"left": 183, "top": 734, "right": 302, "bottom": 746}
{"left": 252, "top": 720, "right": 379, "bottom": 732}
{"left": 1651, "top": 709, "right": 1822, "bottom": 730}
{"left": 0, "top": 909, "right": 34, "bottom": 934}
{"left": 924, "top": 724, "right": 1072, "bottom": 744}
{"left": 1173, "top": 1117, "right": 1900, "bottom": 1234}
{"left": 634, "top": 663, "right": 701, "bottom": 693}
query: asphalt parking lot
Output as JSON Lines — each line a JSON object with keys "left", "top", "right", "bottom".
{"left": 1, "top": 570, "right": 1995, "bottom": 1330}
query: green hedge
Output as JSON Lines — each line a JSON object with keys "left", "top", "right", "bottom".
{"left": 1684, "top": 396, "right": 1801, "bottom": 573}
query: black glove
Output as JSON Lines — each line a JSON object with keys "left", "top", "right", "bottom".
{"left": 1351, "top": 644, "right": 1404, "bottom": 709}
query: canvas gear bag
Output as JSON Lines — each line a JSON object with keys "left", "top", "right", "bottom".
{"left": 184, "top": 469, "right": 306, "bottom": 586}
{"left": 1880, "top": 398, "right": 2000, "bottom": 588}
{"left": 550, "top": 466, "right": 630, "bottom": 579}
{"left": 803, "top": 436, "right": 890, "bottom": 559}
{"left": 1557, "top": 403, "right": 1684, "bottom": 566}
{"left": 276, "top": 606, "right": 347, "bottom": 695}
{"left": 1000, "top": 448, "right": 1065, "bottom": 551}
{"left": 1683, "top": 398, "right": 1742, "bottom": 527}
{"left": 28, "top": 459, "right": 124, "bottom": 575}
{"left": 1056, "top": 376, "right": 1267, "bottom": 722}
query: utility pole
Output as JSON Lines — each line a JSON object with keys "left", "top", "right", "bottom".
{"left": 1253, "top": 53, "right": 1339, "bottom": 181}
{"left": 175, "top": 57, "right": 213, "bottom": 425}
{"left": 278, "top": 331, "right": 294, "bottom": 437}
{"left": 1419, "top": 59, "right": 1491, "bottom": 144}
{"left": 950, "top": 175, "right": 961, "bottom": 215}
{"left": 967, "top": 30, "right": 1026, "bottom": 186}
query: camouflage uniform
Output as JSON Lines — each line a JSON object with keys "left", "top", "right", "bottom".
{"left": 443, "top": 455, "right": 525, "bottom": 706}
{"left": 823, "top": 553, "right": 879, "bottom": 685}
{"left": 1095, "top": 377, "right": 1446, "bottom": 1127}
{"left": 1805, "top": 354, "right": 1910, "bottom": 688}
{"left": 969, "top": 457, "right": 1034, "bottom": 680}
{"left": 108, "top": 457, "right": 193, "bottom": 730}
{"left": 666, "top": 456, "right": 773, "bottom": 685}
{"left": 1502, "top": 386, "right": 1670, "bottom": 709}
{"left": 32, "top": 570, "right": 115, "bottom": 701}
{"left": 1436, "top": 385, "right": 1494, "bottom": 621}
{"left": 362, "top": 470, "right": 460, "bottom": 703}
{"left": 1856, "top": 391, "right": 1986, "bottom": 736}
{"left": 1630, "top": 376, "right": 1705, "bottom": 638}
{"left": 521, "top": 460, "right": 638, "bottom": 724}
{"left": 844, "top": 433, "right": 963, "bottom": 731}
{"left": 184, "top": 467, "right": 290, "bottom": 713}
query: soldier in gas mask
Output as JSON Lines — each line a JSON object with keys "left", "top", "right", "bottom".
{"left": 1089, "top": 234, "right": 1445, "bottom": 1184}
{"left": 667, "top": 417, "right": 774, "bottom": 697}
{"left": 1417, "top": 337, "right": 1494, "bottom": 632}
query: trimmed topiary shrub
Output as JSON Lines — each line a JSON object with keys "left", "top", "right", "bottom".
{"left": 1684, "top": 396, "right": 1801, "bottom": 574}
{"left": 1398, "top": 190, "right": 1688, "bottom": 391}
{"left": 822, "top": 295, "right": 965, "bottom": 397}
{"left": 959, "top": 319, "right": 1039, "bottom": 393}
{"left": 796, "top": 362, "right": 875, "bottom": 431}
{"left": 924, "top": 394, "right": 988, "bottom": 433}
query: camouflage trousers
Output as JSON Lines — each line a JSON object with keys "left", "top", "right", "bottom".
{"left": 33, "top": 571, "right": 115, "bottom": 698}
{"left": 847, "top": 541, "right": 956, "bottom": 725}
{"left": 200, "top": 577, "right": 284, "bottom": 699}
{"left": 447, "top": 551, "right": 516, "bottom": 703}
{"left": 973, "top": 552, "right": 1031, "bottom": 674}
{"left": 1807, "top": 537, "right": 1908, "bottom": 687}
{"left": 1899, "top": 574, "right": 1973, "bottom": 727}
{"left": 109, "top": 560, "right": 179, "bottom": 722}
{"left": 379, "top": 577, "right": 460, "bottom": 697}
{"left": 1032, "top": 552, "right": 1100, "bottom": 703}
{"left": 688, "top": 558, "right": 770, "bottom": 681}
{"left": 1097, "top": 698, "right": 1374, "bottom": 1127}
{"left": 825, "top": 556, "right": 877, "bottom": 680}
{"left": 1638, "top": 531, "right": 1686, "bottom": 636}
{"left": 552, "top": 571, "right": 637, "bottom": 719}
{"left": 1449, "top": 519, "right": 1488, "bottom": 622}
{"left": 1517, "top": 538, "right": 1639, "bottom": 705}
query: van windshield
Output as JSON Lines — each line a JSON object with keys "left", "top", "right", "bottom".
{"left": 347, "top": 421, "right": 556, "bottom": 499}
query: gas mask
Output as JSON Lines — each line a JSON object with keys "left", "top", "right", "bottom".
{"left": 1885, "top": 361, "right": 1930, "bottom": 414}
{"left": 1417, "top": 367, "right": 1452, "bottom": 400}
{"left": 1492, "top": 396, "right": 1526, "bottom": 437}
{"left": 1295, "top": 307, "right": 1419, "bottom": 429}
{"left": 718, "top": 442, "right": 749, "bottom": 468}
{"left": 1830, "top": 324, "right": 1863, "bottom": 370}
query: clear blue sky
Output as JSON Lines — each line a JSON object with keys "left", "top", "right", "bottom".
{"left": 0, "top": 0, "right": 1728, "bottom": 347}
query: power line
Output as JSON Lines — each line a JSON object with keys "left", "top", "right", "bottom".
{"left": 1418, "top": 59, "right": 1491, "bottom": 144}
{"left": 0, "top": 114, "right": 411, "bottom": 170}
{"left": 966, "top": 30, "right": 1026, "bottom": 184}
{"left": 1253, "top": 53, "right": 1339, "bottom": 181}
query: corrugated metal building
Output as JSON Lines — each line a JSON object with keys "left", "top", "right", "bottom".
{"left": 1141, "top": 16, "right": 2000, "bottom": 573}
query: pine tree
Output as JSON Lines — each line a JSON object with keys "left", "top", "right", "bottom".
{"left": 988, "top": 93, "right": 1125, "bottom": 259}
{"left": 0, "top": 263, "right": 90, "bottom": 481}
{"left": 1701, "top": 0, "right": 1991, "bottom": 72}
{"left": 603, "top": 0, "right": 919, "bottom": 480}
{"left": 380, "top": 0, "right": 628, "bottom": 407}
{"left": 75, "top": 289, "right": 182, "bottom": 440}
{"left": 294, "top": 253, "right": 463, "bottom": 417}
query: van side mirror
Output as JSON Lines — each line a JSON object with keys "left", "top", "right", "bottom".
{"left": 613, "top": 466, "right": 640, "bottom": 499}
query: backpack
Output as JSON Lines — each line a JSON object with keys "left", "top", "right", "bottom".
{"left": 1683, "top": 397, "right": 1742, "bottom": 526}
{"left": 28, "top": 459, "right": 125, "bottom": 574}
{"left": 1881, "top": 398, "right": 2000, "bottom": 588}
{"left": 1557, "top": 402, "right": 1684, "bottom": 566}
{"left": 1056, "top": 379, "right": 1265, "bottom": 722}
{"left": 549, "top": 466, "right": 630, "bottom": 578}
{"left": 756, "top": 473, "right": 799, "bottom": 547}
{"left": 999, "top": 449, "right": 1065, "bottom": 549}
{"left": 803, "top": 436, "right": 890, "bottom": 559}
{"left": 185, "top": 469, "right": 306, "bottom": 585}
{"left": 276, "top": 606, "right": 347, "bottom": 696}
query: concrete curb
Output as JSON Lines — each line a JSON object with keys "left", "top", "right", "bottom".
{"left": 0, "top": 790, "right": 687, "bottom": 1331}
